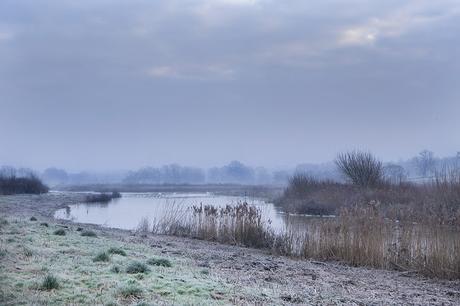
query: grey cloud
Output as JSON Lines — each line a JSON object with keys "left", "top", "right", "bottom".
{"left": 0, "top": 0, "right": 458, "bottom": 171}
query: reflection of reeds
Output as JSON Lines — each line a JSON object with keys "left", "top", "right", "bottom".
{"left": 139, "top": 202, "right": 460, "bottom": 279}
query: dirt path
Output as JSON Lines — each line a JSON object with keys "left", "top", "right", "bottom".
{"left": 1, "top": 193, "right": 460, "bottom": 305}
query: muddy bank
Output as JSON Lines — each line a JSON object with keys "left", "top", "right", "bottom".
{"left": 1, "top": 193, "right": 460, "bottom": 305}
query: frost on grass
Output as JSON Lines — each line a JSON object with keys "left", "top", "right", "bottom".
{"left": 117, "top": 283, "right": 143, "bottom": 298}
{"left": 0, "top": 218, "right": 230, "bottom": 305}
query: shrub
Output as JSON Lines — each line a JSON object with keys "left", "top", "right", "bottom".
{"left": 335, "top": 151, "right": 384, "bottom": 188}
{"left": 80, "top": 230, "right": 97, "bottom": 237}
{"left": 275, "top": 174, "right": 348, "bottom": 215}
{"left": 93, "top": 251, "right": 110, "bottom": 262}
{"left": 146, "top": 257, "right": 172, "bottom": 267}
{"left": 83, "top": 191, "right": 121, "bottom": 203}
{"left": 111, "top": 191, "right": 122, "bottom": 198}
{"left": 41, "top": 275, "right": 59, "bottom": 290}
{"left": 53, "top": 229, "right": 66, "bottom": 236}
{"left": 117, "top": 284, "right": 143, "bottom": 298}
{"left": 29, "top": 216, "right": 37, "bottom": 221}
{"left": 40, "top": 222, "right": 48, "bottom": 227}
{"left": 126, "top": 261, "right": 150, "bottom": 274}
{"left": 108, "top": 247, "right": 126, "bottom": 256}
{"left": 0, "top": 173, "right": 48, "bottom": 195}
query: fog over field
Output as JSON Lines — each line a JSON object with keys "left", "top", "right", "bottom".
{"left": 2, "top": 2, "right": 460, "bottom": 305}
{"left": 1, "top": 0, "right": 459, "bottom": 172}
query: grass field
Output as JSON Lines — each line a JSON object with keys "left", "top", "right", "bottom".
{"left": 0, "top": 217, "right": 232, "bottom": 305}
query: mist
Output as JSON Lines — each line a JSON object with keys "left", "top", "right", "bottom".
{"left": 1, "top": 0, "right": 459, "bottom": 172}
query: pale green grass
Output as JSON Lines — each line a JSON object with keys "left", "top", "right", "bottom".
{"left": 0, "top": 218, "right": 231, "bottom": 305}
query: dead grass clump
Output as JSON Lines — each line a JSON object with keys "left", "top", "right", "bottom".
{"left": 40, "top": 274, "right": 59, "bottom": 290}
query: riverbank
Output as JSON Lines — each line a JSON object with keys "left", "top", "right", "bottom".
{"left": 1, "top": 193, "right": 460, "bottom": 305}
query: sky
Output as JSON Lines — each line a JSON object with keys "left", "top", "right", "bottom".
{"left": 0, "top": 0, "right": 459, "bottom": 171}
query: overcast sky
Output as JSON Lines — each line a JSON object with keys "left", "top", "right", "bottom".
{"left": 0, "top": 0, "right": 459, "bottom": 171}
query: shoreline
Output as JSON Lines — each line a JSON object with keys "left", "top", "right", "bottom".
{"left": 1, "top": 193, "right": 460, "bottom": 305}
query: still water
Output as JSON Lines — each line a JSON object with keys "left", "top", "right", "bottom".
{"left": 54, "top": 192, "right": 310, "bottom": 232}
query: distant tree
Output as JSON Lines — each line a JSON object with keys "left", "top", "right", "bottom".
{"left": 42, "top": 168, "right": 69, "bottom": 185}
{"left": 254, "top": 167, "right": 271, "bottom": 184}
{"left": 223, "top": 161, "right": 255, "bottom": 184}
{"left": 414, "top": 150, "right": 436, "bottom": 177}
{"left": 272, "top": 170, "right": 290, "bottom": 185}
{"left": 0, "top": 166, "right": 16, "bottom": 178}
{"left": 0, "top": 166, "right": 48, "bottom": 195}
{"left": 123, "top": 165, "right": 205, "bottom": 184}
{"left": 335, "top": 151, "right": 384, "bottom": 188}
{"left": 384, "top": 163, "right": 407, "bottom": 184}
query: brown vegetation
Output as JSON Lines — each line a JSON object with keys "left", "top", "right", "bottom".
{"left": 142, "top": 152, "right": 460, "bottom": 279}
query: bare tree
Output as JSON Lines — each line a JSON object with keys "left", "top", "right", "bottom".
{"left": 384, "top": 163, "right": 407, "bottom": 184}
{"left": 335, "top": 151, "right": 384, "bottom": 188}
{"left": 415, "top": 150, "right": 436, "bottom": 177}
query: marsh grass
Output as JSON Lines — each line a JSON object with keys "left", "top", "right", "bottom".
{"left": 144, "top": 199, "right": 460, "bottom": 279}
{"left": 192, "top": 202, "right": 274, "bottom": 248}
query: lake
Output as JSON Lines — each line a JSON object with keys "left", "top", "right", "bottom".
{"left": 54, "top": 192, "right": 311, "bottom": 232}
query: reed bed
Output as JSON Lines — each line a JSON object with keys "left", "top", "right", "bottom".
{"left": 142, "top": 201, "right": 460, "bottom": 279}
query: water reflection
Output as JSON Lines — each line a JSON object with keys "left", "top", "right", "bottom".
{"left": 55, "top": 192, "right": 321, "bottom": 231}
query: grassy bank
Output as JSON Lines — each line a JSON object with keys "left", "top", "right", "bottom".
{"left": 0, "top": 217, "right": 233, "bottom": 305}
